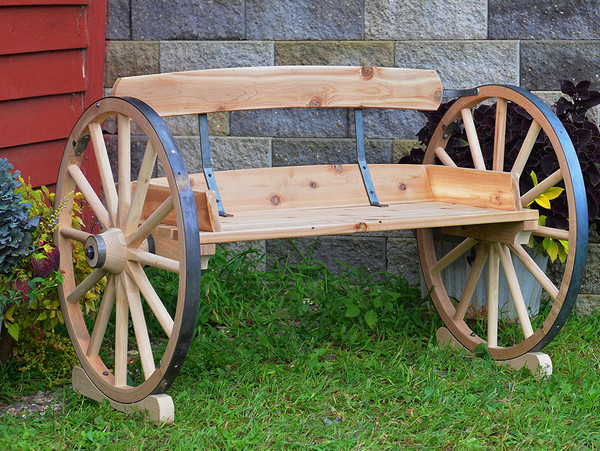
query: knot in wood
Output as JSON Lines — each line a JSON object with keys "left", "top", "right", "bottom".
{"left": 329, "top": 164, "right": 343, "bottom": 173}
{"left": 489, "top": 192, "right": 504, "bottom": 206}
{"left": 270, "top": 195, "right": 281, "bottom": 206}
{"left": 399, "top": 182, "right": 407, "bottom": 191}
{"left": 309, "top": 181, "right": 318, "bottom": 189}
{"left": 309, "top": 97, "right": 322, "bottom": 107}
{"left": 433, "top": 89, "right": 443, "bottom": 102}
{"left": 361, "top": 66, "right": 374, "bottom": 79}
{"left": 355, "top": 222, "right": 368, "bottom": 232}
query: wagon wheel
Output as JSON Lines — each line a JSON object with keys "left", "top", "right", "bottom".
{"left": 418, "top": 85, "right": 588, "bottom": 360}
{"left": 54, "top": 97, "right": 201, "bottom": 403}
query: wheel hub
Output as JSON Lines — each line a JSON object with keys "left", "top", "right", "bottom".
{"left": 84, "top": 228, "right": 127, "bottom": 273}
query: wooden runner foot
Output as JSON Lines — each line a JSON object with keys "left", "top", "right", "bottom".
{"left": 72, "top": 366, "right": 174, "bottom": 424}
{"left": 436, "top": 327, "right": 552, "bottom": 379}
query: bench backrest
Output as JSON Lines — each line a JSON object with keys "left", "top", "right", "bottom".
{"left": 111, "top": 66, "right": 443, "bottom": 116}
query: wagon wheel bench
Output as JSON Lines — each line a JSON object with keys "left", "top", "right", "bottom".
{"left": 54, "top": 66, "right": 588, "bottom": 423}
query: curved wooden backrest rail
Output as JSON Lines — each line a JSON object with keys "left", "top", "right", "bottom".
{"left": 112, "top": 66, "right": 443, "bottom": 116}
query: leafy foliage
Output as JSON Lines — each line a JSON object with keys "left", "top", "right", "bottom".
{"left": 195, "top": 244, "right": 429, "bottom": 342}
{"left": 401, "top": 81, "right": 600, "bottom": 260}
{"left": 0, "top": 159, "right": 39, "bottom": 275}
{"left": 0, "top": 175, "right": 100, "bottom": 376}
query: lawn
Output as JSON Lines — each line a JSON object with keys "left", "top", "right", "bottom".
{"left": 1, "top": 246, "right": 600, "bottom": 449}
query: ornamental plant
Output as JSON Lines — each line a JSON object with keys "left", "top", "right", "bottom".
{"left": 401, "top": 81, "right": 600, "bottom": 262}
{"left": 0, "top": 167, "right": 100, "bottom": 382}
{"left": 0, "top": 159, "right": 39, "bottom": 275}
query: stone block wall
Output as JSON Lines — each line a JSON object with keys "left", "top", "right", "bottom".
{"left": 105, "top": 0, "right": 600, "bottom": 312}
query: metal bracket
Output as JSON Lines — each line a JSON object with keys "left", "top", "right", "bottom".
{"left": 354, "top": 109, "right": 387, "bottom": 207}
{"left": 442, "top": 120, "right": 461, "bottom": 139}
{"left": 73, "top": 134, "right": 90, "bottom": 156}
{"left": 443, "top": 88, "right": 480, "bottom": 99}
{"left": 198, "top": 114, "right": 231, "bottom": 217}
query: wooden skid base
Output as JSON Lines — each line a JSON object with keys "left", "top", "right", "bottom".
{"left": 436, "top": 327, "right": 553, "bottom": 379}
{"left": 72, "top": 366, "right": 174, "bottom": 424}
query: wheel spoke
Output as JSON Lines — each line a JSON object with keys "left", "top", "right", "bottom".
{"left": 487, "top": 244, "right": 500, "bottom": 348}
{"left": 454, "top": 244, "right": 489, "bottom": 321}
{"left": 127, "top": 195, "right": 174, "bottom": 248}
{"left": 128, "top": 248, "right": 180, "bottom": 273}
{"left": 89, "top": 122, "right": 118, "bottom": 226}
{"left": 122, "top": 271, "right": 156, "bottom": 380}
{"left": 114, "top": 274, "right": 129, "bottom": 387}
{"left": 533, "top": 226, "right": 569, "bottom": 241}
{"left": 508, "top": 243, "right": 559, "bottom": 300}
{"left": 60, "top": 227, "right": 91, "bottom": 243}
{"left": 496, "top": 244, "right": 534, "bottom": 338}
{"left": 521, "top": 169, "right": 563, "bottom": 207}
{"left": 125, "top": 142, "right": 157, "bottom": 236}
{"left": 460, "top": 108, "right": 485, "bottom": 170}
{"left": 66, "top": 268, "right": 108, "bottom": 304}
{"left": 117, "top": 114, "right": 132, "bottom": 228}
{"left": 511, "top": 120, "right": 541, "bottom": 176}
{"left": 67, "top": 165, "right": 110, "bottom": 230}
{"left": 87, "top": 274, "right": 116, "bottom": 358}
{"left": 493, "top": 98, "right": 507, "bottom": 171}
{"left": 125, "top": 262, "right": 174, "bottom": 338}
{"left": 431, "top": 237, "right": 478, "bottom": 275}
{"left": 434, "top": 146, "right": 457, "bottom": 167}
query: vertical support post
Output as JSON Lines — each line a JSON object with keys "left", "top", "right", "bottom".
{"left": 198, "top": 114, "right": 230, "bottom": 217}
{"left": 354, "top": 108, "right": 386, "bottom": 207}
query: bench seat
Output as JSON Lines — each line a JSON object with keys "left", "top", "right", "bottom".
{"left": 143, "top": 164, "right": 539, "bottom": 246}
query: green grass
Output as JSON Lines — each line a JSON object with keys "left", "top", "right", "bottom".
{"left": 2, "top": 246, "right": 600, "bottom": 449}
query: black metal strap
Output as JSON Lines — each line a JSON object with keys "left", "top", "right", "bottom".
{"left": 198, "top": 114, "right": 230, "bottom": 217}
{"left": 443, "top": 88, "right": 480, "bottom": 98}
{"left": 354, "top": 108, "right": 387, "bottom": 207}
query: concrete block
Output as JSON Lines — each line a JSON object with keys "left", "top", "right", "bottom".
{"left": 578, "top": 243, "right": 600, "bottom": 295}
{"left": 218, "top": 241, "right": 267, "bottom": 272}
{"left": 131, "top": 0, "right": 244, "bottom": 40}
{"left": 160, "top": 41, "right": 273, "bottom": 73}
{"left": 164, "top": 113, "right": 230, "bottom": 137}
{"left": 272, "top": 138, "right": 393, "bottom": 166}
{"left": 395, "top": 41, "right": 519, "bottom": 89}
{"left": 575, "top": 294, "right": 600, "bottom": 317}
{"left": 387, "top": 237, "right": 420, "bottom": 286}
{"left": 175, "top": 136, "right": 271, "bottom": 174}
{"left": 230, "top": 108, "right": 348, "bottom": 138}
{"left": 266, "top": 236, "right": 387, "bottom": 274}
{"left": 365, "top": 0, "right": 487, "bottom": 40}
{"left": 246, "top": 0, "right": 363, "bottom": 40}
{"left": 275, "top": 41, "right": 394, "bottom": 66}
{"left": 490, "top": 0, "right": 600, "bottom": 39}
{"left": 104, "top": 41, "right": 159, "bottom": 87}
{"left": 351, "top": 109, "right": 429, "bottom": 139}
{"left": 521, "top": 41, "right": 600, "bottom": 91}
{"left": 107, "top": 0, "right": 131, "bottom": 40}
{"left": 393, "top": 139, "right": 423, "bottom": 162}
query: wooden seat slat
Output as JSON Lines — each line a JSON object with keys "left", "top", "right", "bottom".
{"left": 199, "top": 203, "right": 539, "bottom": 244}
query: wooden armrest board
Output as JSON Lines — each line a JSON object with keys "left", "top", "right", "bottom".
{"left": 112, "top": 66, "right": 443, "bottom": 116}
{"left": 141, "top": 182, "right": 222, "bottom": 232}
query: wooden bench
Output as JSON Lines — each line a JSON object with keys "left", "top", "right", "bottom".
{"left": 55, "top": 65, "right": 587, "bottom": 422}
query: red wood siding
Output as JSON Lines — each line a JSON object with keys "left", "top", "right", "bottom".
{"left": 0, "top": 1, "right": 105, "bottom": 187}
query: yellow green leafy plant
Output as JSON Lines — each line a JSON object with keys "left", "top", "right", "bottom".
{"left": 526, "top": 170, "right": 569, "bottom": 263}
